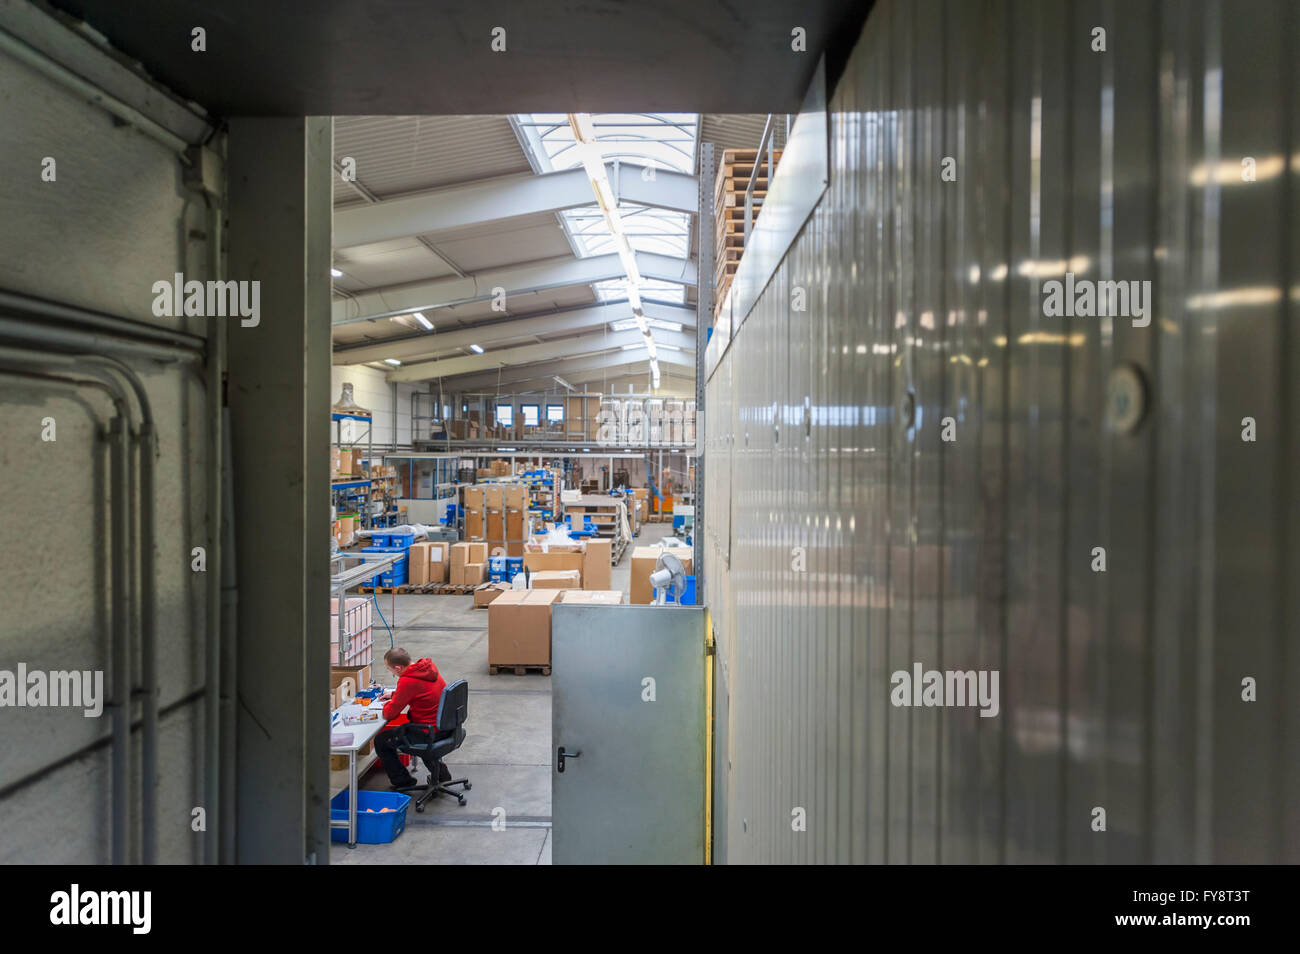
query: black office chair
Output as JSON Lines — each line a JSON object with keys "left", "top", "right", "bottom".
{"left": 395, "top": 678, "right": 471, "bottom": 812}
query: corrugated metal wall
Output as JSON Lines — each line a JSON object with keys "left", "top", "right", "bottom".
{"left": 706, "top": 0, "right": 1298, "bottom": 864}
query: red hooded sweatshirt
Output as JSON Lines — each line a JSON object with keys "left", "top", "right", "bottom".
{"left": 382, "top": 658, "right": 446, "bottom": 728}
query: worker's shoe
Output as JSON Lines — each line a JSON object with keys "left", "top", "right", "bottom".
{"left": 389, "top": 774, "right": 421, "bottom": 790}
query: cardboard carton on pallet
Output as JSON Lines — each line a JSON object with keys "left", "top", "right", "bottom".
{"left": 488, "top": 589, "right": 560, "bottom": 674}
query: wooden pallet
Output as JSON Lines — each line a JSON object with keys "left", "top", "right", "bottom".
{"left": 359, "top": 583, "right": 478, "bottom": 595}
{"left": 416, "top": 582, "right": 477, "bottom": 595}
{"left": 718, "top": 189, "right": 768, "bottom": 208}
{"left": 488, "top": 663, "right": 551, "bottom": 676}
{"left": 716, "top": 215, "right": 757, "bottom": 239}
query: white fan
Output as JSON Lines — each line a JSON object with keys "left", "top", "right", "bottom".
{"left": 650, "top": 552, "right": 687, "bottom": 606}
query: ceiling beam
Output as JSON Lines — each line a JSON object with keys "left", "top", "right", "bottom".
{"left": 433, "top": 349, "right": 695, "bottom": 393}
{"left": 332, "top": 252, "right": 697, "bottom": 326}
{"left": 332, "top": 300, "right": 695, "bottom": 366}
{"left": 385, "top": 328, "right": 698, "bottom": 383}
{"left": 335, "top": 162, "right": 698, "bottom": 249}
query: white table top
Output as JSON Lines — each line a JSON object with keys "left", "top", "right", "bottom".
{"left": 330, "top": 699, "right": 391, "bottom": 752}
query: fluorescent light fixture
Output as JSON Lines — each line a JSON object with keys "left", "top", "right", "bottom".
{"left": 612, "top": 317, "right": 683, "bottom": 333}
{"left": 330, "top": 268, "right": 343, "bottom": 278}
{"left": 413, "top": 311, "right": 434, "bottom": 331}
{"left": 384, "top": 358, "right": 401, "bottom": 366}
{"left": 568, "top": 111, "right": 654, "bottom": 340}
{"left": 553, "top": 375, "right": 575, "bottom": 391}
{"left": 469, "top": 343, "right": 484, "bottom": 354}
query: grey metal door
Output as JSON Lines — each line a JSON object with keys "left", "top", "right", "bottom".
{"left": 552, "top": 604, "right": 705, "bottom": 864}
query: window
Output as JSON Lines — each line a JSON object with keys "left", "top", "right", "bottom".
{"left": 521, "top": 403, "right": 541, "bottom": 427}
{"left": 547, "top": 403, "right": 565, "bottom": 422}
{"left": 495, "top": 404, "right": 514, "bottom": 427}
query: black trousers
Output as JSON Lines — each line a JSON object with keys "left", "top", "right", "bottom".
{"left": 374, "top": 727, "right": 451, "bottom": 783}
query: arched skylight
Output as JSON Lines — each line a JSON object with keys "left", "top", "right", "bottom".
{"left": 514, "top": 112, "right": 698, "bottom": 305}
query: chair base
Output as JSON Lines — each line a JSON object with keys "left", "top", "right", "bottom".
{"left": 412, "top": 756, "right": 471, "bottom": 811}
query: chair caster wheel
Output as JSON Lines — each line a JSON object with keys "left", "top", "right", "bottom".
{"left": 415, "top": 804, "right": 424, "bottom": 813}
{"left": 465, "top": 783, "right": 472, "bottom": 790}
{"left": 457, "top": 797, "right": 466, "bottom": 806}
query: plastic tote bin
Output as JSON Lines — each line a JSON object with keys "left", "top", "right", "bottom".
{"left": 370, "top": 533, "right": 390, "bottom": 546}
{"left": 329, "top": 789, "right": 410, "bottom": 844}
{"left": 388, "top": 531, "right": 415, "bottom": 548}
{"left": 654, "top": 574, "right": 696, "bottom": 606}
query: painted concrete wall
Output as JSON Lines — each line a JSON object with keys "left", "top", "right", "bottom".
{"left": 0, "top": 46, "right": 215, "bottom": 862}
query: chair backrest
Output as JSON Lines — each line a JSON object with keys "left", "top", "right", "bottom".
{"left": 436, "top": 679, "right": 469, "bottom": 738}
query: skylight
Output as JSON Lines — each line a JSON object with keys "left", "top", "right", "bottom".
{"left": 513, "top": 112, "right": 697, "bottom": 308}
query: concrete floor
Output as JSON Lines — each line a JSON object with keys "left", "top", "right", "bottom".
{"left": 329, "top": 520, "right": 678, "bottom": 864}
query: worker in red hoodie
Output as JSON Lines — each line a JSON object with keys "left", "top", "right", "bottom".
{"left": 374, "top": 647, "right": 450, "bottom": 790}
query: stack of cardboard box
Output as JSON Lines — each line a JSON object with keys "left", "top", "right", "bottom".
{"left": 450, "top": 542, "right": 488, "bottom": 586}
{"left": 464, "top": 484, "right": 528, "bottom": 557}
{"left": 331, "top": 447, "right": 358, "bottom": 478}
{"left": 407, "top": 540, "right": 450, "bottom": 585}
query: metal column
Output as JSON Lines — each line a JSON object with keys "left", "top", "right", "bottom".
{"left": 227, "top": 116, "right": 334, "bottom": 864}
{"left": 695, "top": 142, "right": 713, "bottom": 601}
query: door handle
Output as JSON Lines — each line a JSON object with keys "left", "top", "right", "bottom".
{"left": 557, "top": 746, "right": 581, "bottom": 773}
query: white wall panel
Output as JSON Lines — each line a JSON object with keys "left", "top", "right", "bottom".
{"left": 706, "top": 0, "right": 1300, "bottom": 864}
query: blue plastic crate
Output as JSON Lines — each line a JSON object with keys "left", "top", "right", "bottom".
{"left": 370, "top": 533, "right": 390, "bottom": 546}
{"left": 654, "top": 574, "right": 696, "bottom": 606}
{"left": 330, "top": 789, "right": 410, "bottom": 844}
{"left": 506, "top": 557, "right": 524, "bottom": 574}
{"left": 388, "top": 531, "right": 415, "bottom": 548}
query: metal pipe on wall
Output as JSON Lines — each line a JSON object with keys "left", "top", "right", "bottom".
{"left": 0, "top": 325, "right": 174, "bottom": 864}
{"left": 80, "top": 354, "right": 160, "bottom": 864}
{"left": 201, "top": 194, "right": 226, "bottom": 865}
{"left": 219, "top": 405, "right": 238, "bottom": 863}
{"left": 0, "top": 27, "right": 195, "bottom": 159}
{"left": 0, "top": 351, "right": 136, "bottom": 862}
{"left": 0, "top": 292, "right": 206, "bottom": 355}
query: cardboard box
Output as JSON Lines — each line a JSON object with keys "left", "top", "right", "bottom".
{"left": 329, "top": 664, "right": 372, "bottom": 700}
{"left": 408, "top": 541, "right": 431, "bottom": 585}
{"left": 631, "top": 546, "right": 694, "bottom": 604}
{"left": 531, "top": 569, "right": 581, "bottom": 589}
{"left": 582, "top": 539, "right": 612, "bottom": 590}
{"left": 454, "top": 562, "right": 487, "bottom": 586}
{"left": 451, "top": 542, "right": 487, "bottom": 569}
{"left": 559, "top": 589, "right": 625, "bottom": 604}
{"left": 523, "top": 550, "right": 585, "bottom": 584}
{"left": 474, "top": 582, "right": 511, "bottom": 608}
{"left": 525, "top": 535, "right": 583, "bottom": 553}
{"left": 427, "top": 540, "right": 449, "bottom": 583}
{"left": 488, "top": 589, "right": 560, "bottom": 667}
{"left": 330, "top": 447, "right": 342, "bottom": 475}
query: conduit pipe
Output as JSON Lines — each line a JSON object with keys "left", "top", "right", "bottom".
{"left": 0, "top": 353, "right": 135, "bottom": 862}
{"left": 0, "top": 293, "right": 212, "bottom": 864}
